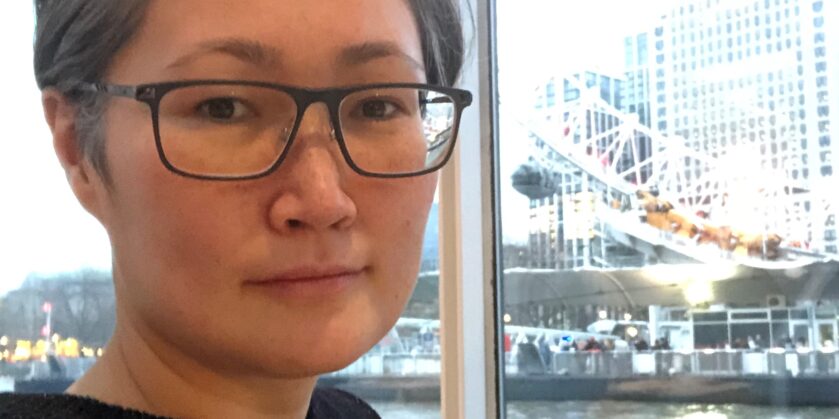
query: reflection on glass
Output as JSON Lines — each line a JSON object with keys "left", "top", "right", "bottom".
{"left": 497, "top": 0, "right": 839, "bottom": 416}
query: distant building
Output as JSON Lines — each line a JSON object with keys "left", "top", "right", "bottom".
{"left": 622, "top": 32, "right": 654, "bottom": 183}
{"left": 646, "top": 0, "right": 839, "bottom": 252}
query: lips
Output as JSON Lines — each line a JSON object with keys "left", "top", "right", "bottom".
{"left": 244, "top": 266, "right": 367, "bottom": 298}
{"left": 247, "top": 266, "right": 366, "bottom": 284}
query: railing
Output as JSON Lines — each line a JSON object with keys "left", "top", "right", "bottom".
{"left": 0, "top": 357, "right": 97, "bottom": 381}
{"left": 0, "top": 376, "right": 13, "bottom": 392}
{"left": 542, "top": 349, "right": 839, "bottom": 378}
{"left": 333, "top": 345, "right": 839, "bottom": 378}
{"left": 5, "top": 349, "right": 835, "bottom": 382}
{"left": 331, "top": 347, "right": 839, "bottom": 378}
{"left": 332, "top": 353, "right": 442, "bottom": 377}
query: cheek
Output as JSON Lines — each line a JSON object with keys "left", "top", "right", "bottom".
{"left": 101, "top": 106, "right": 255, "bottom": 290}
{"left": 362, "top": 174, "right": 437, "bottom": 290}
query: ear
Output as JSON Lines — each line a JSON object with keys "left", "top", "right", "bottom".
{"left": 42, "top": 89, "right": 110, "bottom": 223}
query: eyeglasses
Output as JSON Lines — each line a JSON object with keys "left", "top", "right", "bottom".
{"left": 75, "top": 80, "right": 473, "bottom": 180}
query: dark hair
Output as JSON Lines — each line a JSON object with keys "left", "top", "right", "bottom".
{"left": 33, "top": 0, "right": 466, "bottom": 177}
{"left": 34, "top": 0, "right": 148, "bottom": 178}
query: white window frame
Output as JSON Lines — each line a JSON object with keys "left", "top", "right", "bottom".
{"left": 438, "top": 0, "right": 502, "bottom": 418}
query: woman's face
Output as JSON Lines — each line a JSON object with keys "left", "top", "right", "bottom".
{"left": 93, "top": 0, "right": 436, "bottom": 376}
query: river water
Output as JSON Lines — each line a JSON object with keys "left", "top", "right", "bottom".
{"left": 370, "top": 401, "right": 838, "bottom": 418}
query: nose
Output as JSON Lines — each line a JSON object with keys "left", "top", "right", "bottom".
{"left": 267, "top": 103, "right": 357, "bottom": 233}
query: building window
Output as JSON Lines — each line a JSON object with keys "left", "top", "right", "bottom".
{"left": 816, "top": 61, "right": 827, "bottom": 73}
{"left": 817, "top": 76, "right": 828, "bottom": 88}
{"left": 546, "top": 82, "right": 556, "bottom": 107}
{"left": 815, "top": 47, "right": 826, "bottom": 58}
{"left": 813, "top": 1, "right": 823, "bottom": 12}
{"left": 814, "top": 16, "right": 824, "bottom": 28}
{"left": 815, "top": 32, "right": 825, "bottom": 44}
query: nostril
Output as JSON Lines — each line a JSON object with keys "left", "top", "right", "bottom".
{"left": 287, "top": 219, "right": 303, "bottom": 229}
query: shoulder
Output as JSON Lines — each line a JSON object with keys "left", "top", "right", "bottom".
{"left": 0, "top": 393, "right": 168, "bottom": 419}
{"left": 308, "top": 387, "right": 381, "bottom": 419}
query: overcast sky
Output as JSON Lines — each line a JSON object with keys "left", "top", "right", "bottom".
{"left": 0, "top": 1, "right": 670, "bottom": 295}
{"left": 1, "top": 2, "right": 112, "bottom": 296}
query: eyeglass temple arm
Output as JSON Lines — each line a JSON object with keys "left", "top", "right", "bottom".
{"left": 421, "top": 93, "right": 472, "bottom": 107}
{"left": 74, "top": 82, "right": 145, "bottom": 100}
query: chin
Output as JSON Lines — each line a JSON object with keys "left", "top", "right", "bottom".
{"left": 232, "top": 314, "right": 394, "bottom": 378}
{"left": 244, "top": 334, "right": 382, "bottom": 379}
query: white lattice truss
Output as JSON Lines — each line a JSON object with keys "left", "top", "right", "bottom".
{"left": 520, "top": 74, "right": 834, "bottom": 258}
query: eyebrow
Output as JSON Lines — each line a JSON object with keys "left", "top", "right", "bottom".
{"left": 166, "top": 38, "right": 281, "bottom": 70}
{"left": 166, "top": 38, "right": 425, "bottom": 74}
{"left": 338, "top": 41, "right": 425, "bottom": 73}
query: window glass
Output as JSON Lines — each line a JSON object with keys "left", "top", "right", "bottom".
{"left": 497, "top": 0, "right": 839, "bottom": 416}
{"left": 1, "top": 3, "right": 113, "bottom": 391}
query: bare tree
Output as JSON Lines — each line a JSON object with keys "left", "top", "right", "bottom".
{"left": 0, "top": 270, "right": 116, "bottom": 347}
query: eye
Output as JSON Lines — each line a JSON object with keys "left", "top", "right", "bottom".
{"left": 197, "top": 97, "right": 248, "bottom": 121}
{"left": 360, "top": 99, "right": 399, "bottom": 120}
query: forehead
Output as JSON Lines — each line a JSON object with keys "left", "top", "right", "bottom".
{"left": 110, "top": 0, "right": 424, "bottom": 83}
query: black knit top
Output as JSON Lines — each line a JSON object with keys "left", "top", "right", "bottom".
{"left": 0, "top": 387, "right": 380, "bottom": 418}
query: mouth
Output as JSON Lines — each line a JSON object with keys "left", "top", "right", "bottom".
{"left": 244, "top": 266, "right": 367, "bottom": 299}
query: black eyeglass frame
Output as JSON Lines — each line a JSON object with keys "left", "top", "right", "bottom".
{"left": 75, "top": 80, "right": 473, "bottom": 180}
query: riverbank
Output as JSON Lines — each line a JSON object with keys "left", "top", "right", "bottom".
{"left": 10, "top": 374, "right": 839, "bottom": 407}
{"left": 505, "top": 375, "right": 839, "bottom": 407}
{"left": 319, "top": 375, "right": 839, "bottom": 407}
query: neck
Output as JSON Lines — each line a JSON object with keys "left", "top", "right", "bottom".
{"left": 67, "top": 310, "right": 318, "bottom": 419}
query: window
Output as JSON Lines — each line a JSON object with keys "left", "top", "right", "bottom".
{"left": 496, "top": 1, "right": 839, "bottom": 417}
{"left": 2, "top": 0, "right": 116, "bottom": 385}
{"left": 817, "top": 76, "right": 828, "bottom": 88}
{"left": 815, "top": 46, "right": 826, "bottom": 58}
{"left": 815, "top": 32, "right": 825, "bottom": 43}
{"left": 546, "top": 81, "right": 556, "bottom": 107}
{"left": 12, "top": 1, "right": 839, "bottom": 417}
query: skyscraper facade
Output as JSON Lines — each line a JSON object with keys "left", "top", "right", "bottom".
{"left": 623, "top": 33, "right": 655, "bottom": 183}
{"left": 648, "top": 0, "right": 839, "bottom": 252}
